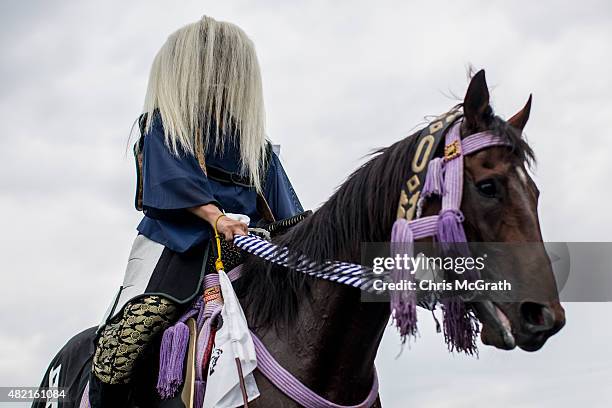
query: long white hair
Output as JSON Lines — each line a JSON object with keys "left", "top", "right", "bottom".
{"left": 143, "top": 16, "right": 267, "bottom": 191}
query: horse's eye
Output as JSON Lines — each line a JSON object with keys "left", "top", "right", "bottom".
{"left": 476, "top": 179, "right": 498, "bottom": 198}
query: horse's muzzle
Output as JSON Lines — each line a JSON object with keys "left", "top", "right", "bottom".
{"left": 520, "top": 301, "right": 565, "bottom": 334}
{"left": 516, "top": 301, "right": 566, "bottom": 351}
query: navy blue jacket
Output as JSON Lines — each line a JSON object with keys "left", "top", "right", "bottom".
{"left": 137, "top": 116, "right": 303, "bottom": 252}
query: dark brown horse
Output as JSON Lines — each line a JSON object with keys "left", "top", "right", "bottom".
{"left": 35, "top": 70, "right": 565, "bottom": 408}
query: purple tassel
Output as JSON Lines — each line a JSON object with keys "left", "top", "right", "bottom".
{"left": 157, "top": 326, "right": 175, "bottom": 398}
{"left": 441, "top": 296, "right": 479, "bottom": 355}
{"left": 169, "top": 322, "right": 190, "bottom": 387}
{"left": 417, "top": 158, "right": 445, "bottom": 218}
{"left": 390, "top": 219, "right": 417, "bottom": 341}
{"left": 437, "top": 209, "right": 479, "bottom": 354}
{"left": 422, "top": 158, "right": 445, "bottom": 198}
{"left": 156, "top": 322, "right": 190, "bottom": 399}
{"left": 437, "top": 209, "right": 469, "bottom": 255}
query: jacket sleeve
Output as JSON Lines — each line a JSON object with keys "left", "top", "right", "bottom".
{"left": 141, "top": 122, "right": 219, "bottom": 220}
{"left": 263, "top": 152, "right": 304, "bottom": 220}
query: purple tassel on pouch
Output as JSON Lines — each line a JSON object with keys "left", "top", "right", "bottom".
{"left": 156, "top": 321, "right": 190, "bottom": 399}
{"left": 157, "top": 326, "right": 175, "bottom": 398}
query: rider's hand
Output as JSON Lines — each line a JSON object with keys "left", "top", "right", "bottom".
{"left": 188, "top": 204, "right": 249, "bottom": 241}
{"left": 216, "top": 215, "right": 248, "bottom": 241}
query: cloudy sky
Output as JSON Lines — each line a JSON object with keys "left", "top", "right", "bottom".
{"left": 1, "top": 0, "right": 611, "bottom": 407}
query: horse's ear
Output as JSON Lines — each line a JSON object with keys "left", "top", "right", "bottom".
{"left": 463, "top": 69, "right": 490, "bottom": 129}
{"left": 507, "top": 94, "right": 532, "bottom": 131}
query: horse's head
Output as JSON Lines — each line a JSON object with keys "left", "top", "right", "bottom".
{"left": 454, "top": 70, "right": 565, "bottom": 351}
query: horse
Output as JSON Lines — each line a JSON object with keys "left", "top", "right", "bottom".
{"left": 34, "top": 70, "right": 565, "bottom": 408}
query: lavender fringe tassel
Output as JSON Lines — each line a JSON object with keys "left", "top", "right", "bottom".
{"left": 156, "top": 327, "right": 175, "bottom": 397}
{"left": 441, "top": 296, "right": 479, "bottom": 355}
{"left": 436, "top": 208, "right": 479, "bottom": 354}
{"left": 437, "top": 209, "right": 469, "bottom": 256}
{"left": 156, "top": 321, "right": 190, "bottom": 399}
{"left": 422, "top": 158, "right": 445, "bottom": 198}
{"left": 156, "top": 300, "right": 203, "bottom": 399}
{"left": 417, "top": 158, "right": 445, "bottom": 218}
{"left": 390, "top": 218, "right": 417, "bottom": 341}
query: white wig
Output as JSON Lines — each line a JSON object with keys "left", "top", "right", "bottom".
{"left": 143, "top": 16, "right": 267, "bottom": 191}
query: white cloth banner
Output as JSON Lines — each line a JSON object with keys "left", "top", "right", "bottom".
{"left": 203, "top": 269, "right": 260, "bottom": 408}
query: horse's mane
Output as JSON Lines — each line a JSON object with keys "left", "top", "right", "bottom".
{"left": 235, "top": 110, "right": 534, "bottom": 329}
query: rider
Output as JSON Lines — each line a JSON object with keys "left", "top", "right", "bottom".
{"left": 89, "top": 16, "right": 303, "bottom": 407}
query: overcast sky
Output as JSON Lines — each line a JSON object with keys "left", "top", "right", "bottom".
{"left": 1, "top": 1, "right": 611, "bottom": 407}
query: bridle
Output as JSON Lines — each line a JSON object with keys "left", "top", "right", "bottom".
{"left": 390, "top": 112, "right": 512, "bottom": 353}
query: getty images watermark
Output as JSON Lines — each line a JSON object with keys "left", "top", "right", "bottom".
{"left": 360, "top": 242, "right": 612, "bottom": 303}
{"left": 370, "top": 252, "right": 512, "bottom": 293}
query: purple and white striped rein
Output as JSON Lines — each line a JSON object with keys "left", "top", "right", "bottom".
{"left": 233, "top": 234, "right": 378, "bottom": 290}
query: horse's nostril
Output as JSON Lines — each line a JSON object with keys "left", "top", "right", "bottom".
{"left": 520, "top": 302, "right": 555, "bottom": 333}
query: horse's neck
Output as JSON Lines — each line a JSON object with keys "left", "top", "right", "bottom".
{"left": 257, "top": 278, "right": 389, "bottom": 404}
{"left": 251, "top": 152, "right": 398, "bottom": 403}
{"left": 308, "top": 281, "right": 389, "bottom": 401}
